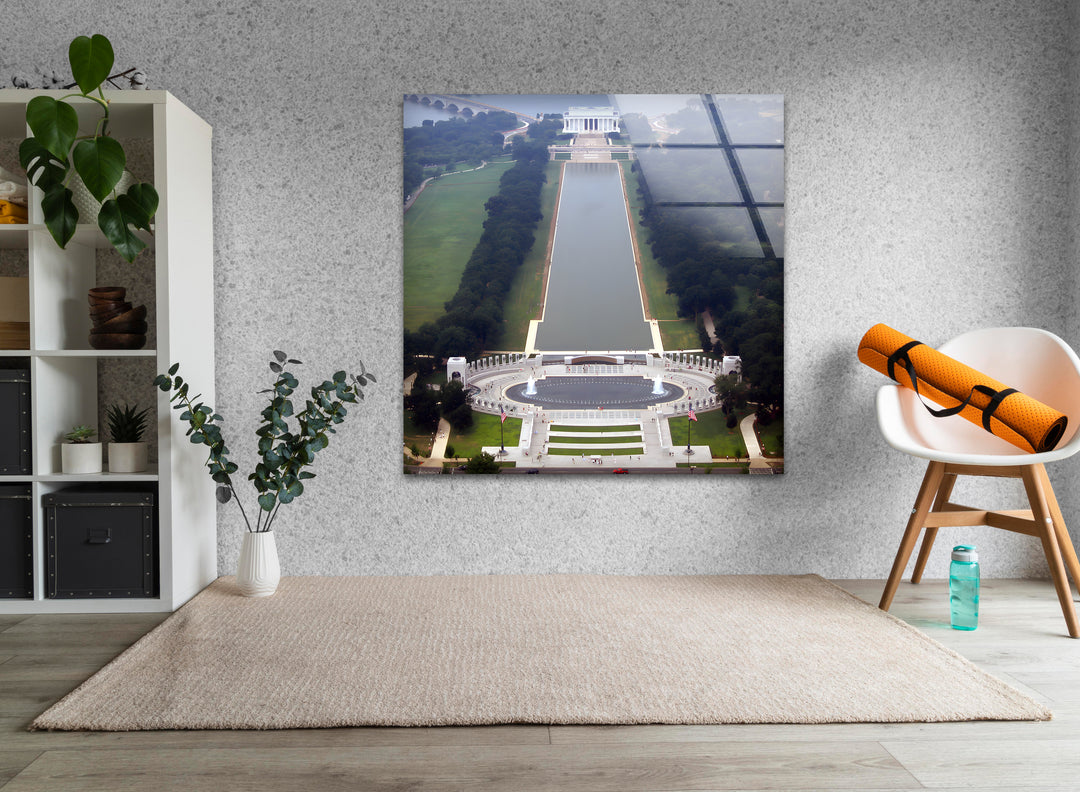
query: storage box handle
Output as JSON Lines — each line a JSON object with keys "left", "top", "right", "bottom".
{"left": 87, "top": 527, "right": 112, "bottom": 544}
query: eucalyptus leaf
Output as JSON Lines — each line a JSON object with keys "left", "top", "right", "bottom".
{"left": 215, "top": 485, "right": 233, "bottom": 504}
{"left": 68, "top": 34, "right": 114, "bottom": 94}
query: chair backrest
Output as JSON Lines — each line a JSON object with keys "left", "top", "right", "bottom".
{"left": 895, "top": 327, "right": 1080, "bottom": 459}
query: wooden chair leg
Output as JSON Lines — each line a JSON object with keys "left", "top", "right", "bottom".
{"left": 880, "top": 461, "right": 946, "bottom": 612}
{"left": 1036, "top": 464, "right": 1080, "bottom": 594}
{"left": 1021, "top": 466, "right": 1080, "bottom": 638}
{"left": 912, "top": 472, "right": 957, "bottom": 584}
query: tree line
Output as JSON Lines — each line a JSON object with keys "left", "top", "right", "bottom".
{"left": 632, "top": 152, "right": 783, "bottom": 420}
{"left": 404, "top": 135, "right": 550, "bottom": 429}
{"left": 403, "top": 111, "right": 518, "bottom": 200}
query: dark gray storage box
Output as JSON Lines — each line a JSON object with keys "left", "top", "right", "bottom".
{"left": 43, "top": 486, "right": 157, "bottom": 598}
{"left": 0, "top": 483, "right": 32, "bottom": 598}
{"left": 0, "top": 368, "right": 31, "bottom": 475}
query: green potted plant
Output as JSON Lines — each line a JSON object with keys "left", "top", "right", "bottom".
{"left": 60, "top": 424, "right": 101, "bottom": 474}
{"left": 155, "top": 351, "right": 376, "bottom": 596}
{"left": 19, "top": 33, "right": 158, "bottom": 262}
{"left": 106, "top": 402, "right": 151, "bottom": 473}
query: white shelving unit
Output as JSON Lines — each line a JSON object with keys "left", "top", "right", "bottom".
{"left": 0, "top": 89, "right": 217, "bottom": 613}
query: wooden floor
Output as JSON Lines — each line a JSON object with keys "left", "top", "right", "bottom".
{"left": 1, "top": 578, "right": 1078, "bottom": 791}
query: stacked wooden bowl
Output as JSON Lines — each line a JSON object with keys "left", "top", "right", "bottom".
{"left": 88, "top": 287, "right": 147, "bottom": 350}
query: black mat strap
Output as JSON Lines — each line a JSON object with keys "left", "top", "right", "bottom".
{"left": 981, "top": 387, "right": 1018, "bottom": 432}
{"left": 894, "top": 355, "right": 1016, "bottom": 428}
{"left": 887, "top": 341, "right": 923, "bottom": 382}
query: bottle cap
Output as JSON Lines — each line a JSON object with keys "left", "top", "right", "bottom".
{"left": 952, "top": 544, "right": 978, "bottom": 563}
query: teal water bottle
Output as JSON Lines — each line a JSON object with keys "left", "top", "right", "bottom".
{"left": 949, "top": 545, "right": 980, "bottom": 630}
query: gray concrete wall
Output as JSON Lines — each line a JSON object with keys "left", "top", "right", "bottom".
{"left": 2, "top": 0, "right": 1073, "bottom": 579}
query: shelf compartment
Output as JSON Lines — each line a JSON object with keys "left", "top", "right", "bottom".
{"left": 0, "top": 227, "right": 31, "bottom": 249}
{"left": 0, "top": 483, "right": 33, "bottom": 598}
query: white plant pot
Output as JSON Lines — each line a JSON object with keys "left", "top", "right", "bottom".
{"left": 70, "top": 170, "right": 135, "bottom": 222}
{"left": 61, "top": 442, "right": 102, "bottom": 474}
{"left": 237, "top": 531, "right": 281, "bottom": 597}
{"left": 108, "top": 442, "right": 148, "bottom": 473}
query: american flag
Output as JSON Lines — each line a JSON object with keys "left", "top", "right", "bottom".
{"left": 689, "top": 408, "right": 697, "bottom": 422}
{"left": 500, "top": 409, "right": 507, "bottom": 423}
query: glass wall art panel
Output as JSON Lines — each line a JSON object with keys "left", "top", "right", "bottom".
{"left": 403, "top": 94, "right": 784, "bottom": 475}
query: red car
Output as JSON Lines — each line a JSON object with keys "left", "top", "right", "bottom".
{"left": 613, "top": 468, "right": 630, "bottom": 474}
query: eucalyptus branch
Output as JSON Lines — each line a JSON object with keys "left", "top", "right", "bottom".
{"left": 157, "top": 352, "right": 375, "bottom": 537}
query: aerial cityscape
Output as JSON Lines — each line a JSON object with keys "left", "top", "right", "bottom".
{"left": 403, "top": 94, "right": 784, "bottom": 474}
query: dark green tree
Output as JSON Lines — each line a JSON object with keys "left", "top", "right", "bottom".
{"left": 465, "top": 451, "right": 500, "bottom": 473}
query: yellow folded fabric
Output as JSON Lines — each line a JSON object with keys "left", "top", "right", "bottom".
{"left": 0, "top": 200, "right": 28, "bottom": 220}
{"left": 0, "top": 215, "right": 25, "bottom": 224}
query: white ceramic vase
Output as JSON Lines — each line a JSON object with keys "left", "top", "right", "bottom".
{"left": 108, "top": 441, "right": 148, "bottom": 473}
{"left": 237, "top": 531, "right": 280, "bottom": 597}
{"left": 61, "top": 442, "right": 102, "bottom": 474}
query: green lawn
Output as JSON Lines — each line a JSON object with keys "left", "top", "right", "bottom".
{"left": 490, "top": 161, "right": 563, "bottom": 351}
{"left": 547, "top": 447, "right": 644, "bottom": 456}
{"left": 676, "top": 461, "right": 749, "bottom": 468}
{"left": 623, "top": 164, "right": 680, "bottom": 321}
{"left": 403, "top": 164, "right": 511, "bottom": 332}
{"left": 658, "top": 319, "right": 700, "bottom": 352}
{"left": 666, "top": 408, "right": 750, "bottom": 458}
{"left": 549, "top": 424, "right": 639, "bottom": 433}
{"left": 403, "top": 410, "right": 436, "bottom": 458}
{"left": 733, "top": 284, "right": 753, "bottom": 312}
{"left": 548, "top": 436, "right": 642, "bottom": 446}
{"left": 755, "top": 416, "right": 784, "bottom": 457}
{"left": 447, "top": 412, "right": 524, "bottom": 458}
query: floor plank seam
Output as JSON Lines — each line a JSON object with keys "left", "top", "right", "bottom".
{"left": 877, "top": 741, "right": 930, "bottom": 789}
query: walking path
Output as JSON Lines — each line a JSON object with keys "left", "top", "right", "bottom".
{"left": 421, "top": 418, "right": 453, "bottom": 468}
{"left": 739, "top": 413, "right": 774, "bottom": 473}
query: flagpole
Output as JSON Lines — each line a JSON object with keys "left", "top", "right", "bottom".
{"left": 687, "top": 409, "right": 692, "bottom": 454}
{"left": 499, "top": 406, "right": 506, "bottom": 455}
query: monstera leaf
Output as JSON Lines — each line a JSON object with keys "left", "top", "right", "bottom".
{"left": 40, "top": 184, "right": 78, "bottom": 249}
{"left": 72, "top": 137, "right": 125, "bottom": 203}
{"left": 18, "top": 138, "right": 68, "bottom": 191}
{"left": 25, "top": 96, "right": 78, "bottom": 160}
{"left": 19, "top": 34, "right": 158, "bottom": 261}
{"left": 97, "top": 181, "right": 159, "bottom": 262}
{"left": 68, "top": 34, "right": 114, "bottom": 95}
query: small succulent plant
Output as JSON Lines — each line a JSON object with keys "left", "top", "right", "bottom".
{"left": 106, "top": 403, "right": 151, "bottom": 443}
{"left": 64, "top": 425, "right": 97, "bottom": 444}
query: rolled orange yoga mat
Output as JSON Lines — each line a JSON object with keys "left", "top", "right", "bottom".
{"left": 858, "top": 323, "right": 1068, "bottom": 453}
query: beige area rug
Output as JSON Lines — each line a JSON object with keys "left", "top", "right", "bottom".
{"left": 33, "top": 574, "right": 1049, "bottom": 730}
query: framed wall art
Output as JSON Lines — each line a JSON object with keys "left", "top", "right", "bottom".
{"left": 403, "top": 94, "right": 783, "bottom": 474}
